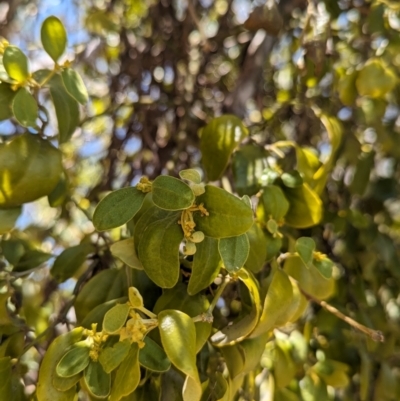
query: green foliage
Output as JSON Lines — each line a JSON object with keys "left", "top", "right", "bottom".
{"left": 0, "top": 5, "right": 398, "bottom": 401}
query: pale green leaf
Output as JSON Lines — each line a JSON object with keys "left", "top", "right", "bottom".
{"left": 61, "top": 68, "right": 88, "bottom": 104}
{"left": 257, "top": 185, "right": 289, "bottom": 223}
{"left": 218, "top": 234, "right": 249, "bottom": 273}
{"left": 103, "top": 303, "right": 130, "bottom": 334}
{"left": 12, "top": 88, "right": 38, "bottom": 128}
{"left": 41, "top": 16, "right": 67, "bottom": 62}
{"left": 0, "top": 207, "right": 21, "bottom": 235}
{"left": 179, "top": 169, "right": 202, "bottom": 184}
{"left": 295, "top": 237, "right": 315, "bottom": 267}
{"left": 3, "top": 46, "right": 29, "bottom": 83}
{"left": 99, "top": 339, "right": 130, "bottom": 374}
{"left": 110, "top": 238, "right": 143, "bottom": 269}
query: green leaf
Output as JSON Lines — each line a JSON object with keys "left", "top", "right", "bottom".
{"left": 93, "top": 187, "right": 146, "bottom": 231}
{"left": 284, "top": 255, "right": 335, "bottom": 300}
{"left": 313, "top": 256, "right": 334, "bottom": 279}
{"left": 295, "top": 237, "right": 315, "bottom": 267}
{"left": 139, "top": 336, "right": 171, "bottom": 372}
{"left": 12, "top": 88, "right": 38, "bottom": 128}
{"left": 99, "top": 339, "right": 130, "bottom": 374}
{"left": 152, "top": 175, "right": 195, "bottom": 211}
{"left": 211, "top": 270, "right": 261, "bottom": 346}
{"left": 158, "top": 309, "right": 201, "bottom": 401}
{"left": 312, "top": 359, "right": 349, "bottom": 387}
{"left": 0, "top": 357, "right": 12, "bottom": 399}
{"left": 3, "top": 46, "right": 29, "bottom": 83}
{"left": 61, "top": 68, "right": 88, "bottom": 104}
{"left": 41, "top": 16, "right": 67, "bottom": 62}
{"left": 232, "top": 143, "right": 267, "bottom": 196}
{"left": 257, "top": 185, "right": 289, "bottom": 223}
{"left": 188, "top": 236, "right": 221, "bottom": 295}
{"left": 49, "top": 74, "right": 80, "bottom": 143}
{"left": 56, "top": 342, "right": 90, "bottom": 377}
{"left": 138, "top": 210, "right": 183, "bottom": 288}
{"left": 84, "top": 361, "right": 111, "bottom": 399}
{"left": 251, "top": 269, "right": 294, "bottom": 337}
{"left": 0, "top": 83, "right": 16, "bottom": 120}
{"left": 153, "top": 284, "right": 211, "bottom": 353}
{"left": 282, "top": 184, "right": 323, "bottom": 228}
{"left": 37, "top": 328, "right": 84, "bottom": 401}
{"left": 13, "top": 249, "right": 52, "bottom": 272}
{"left": 244, "top": 223, "right": 268, "bottom": 273}
{"left": 48, "top": 173, "right": 69, "bottom": 207}
{"left": 179, "top": 169, "right": 201, "bottom": 184}
{"left": 0, "top": 207, "right": 21, "bottom": 235}
{"left": 51, "top": 243, "right": 94, "bottom": 282}
{"left": 349, "top": 149, "right": 375, "bottom": 196}
{"left": 109, "top": 343, "right": 140, "bottom": 401}
{"left": 74, "top": 269, "right": 128, "bottom": 323}
{"left": 218, "top": 234, "right": 249, "bottom": 273}
{"left": 110, "top": 238, "right": 143, "bottom": 269}
{"left": 81, "top": 298, "right": 126, "bottom": 330}
{"left": 103, "top": 303, "right": 130, "bottom": 334}
{"left": 200, "top": 115, "right": 248, "bottom": 181}
{"left": 194, "top": 185, "right": 253, "bottom": 238}
{"left": 296, "top": 147, "right": 320, "bottom": 185}
{"left": 52, "top": 372, "right": 81, "bottom": 392}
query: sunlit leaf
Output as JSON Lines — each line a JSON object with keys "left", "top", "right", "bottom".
{"left": 3, "top": 46, "right": 29, "bottom": 83}
{"left": 41, "top": 16, "right": 67, "bottom": 62}
{"left": 103, "top": 303, "right": 130, "bottom": 334}
{"left": 111, "top": 238, "right": 143, "bottom": 269}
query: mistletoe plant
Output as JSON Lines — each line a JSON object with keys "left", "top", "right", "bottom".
{"left": 0, "top": 15, "right": 385, "bottom": 401}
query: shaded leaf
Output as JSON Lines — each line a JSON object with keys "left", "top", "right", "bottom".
{"left": 12, "top": 88, "right": 38, "bottom": 128}
{"left": 0, "top": 83, "right": 15, "bottom": 120}
{"left": 0, "top": 207, "right": 21, "bottom": 235}
{"left": 56, "top": 342, "right": 90, "bottom": 377}
{"left": 61, "top": 68, "right": 88, "bottom": 104}
{"left": 139, "top": 336, "right": 171, "bottom": 372}
{"left": 99, "top": 339, "right": 130, "bottom": 374}
{"left": 110, "top": 238, "right": 143, "bottom": 269}
{"left": 84, "top": 361, "right": 111, "bottom": 398}
{"left": 218, "top": 234, "right": 249, "bottom": 273}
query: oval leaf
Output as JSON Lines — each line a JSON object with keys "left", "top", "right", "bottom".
{"left": 99, "top": 339, "right": 130, "bottom": 374}
{"left": 109, "top": 343, "right": 140, "bottom": 401}
{"left": 139, "top": 336, "right": 171, "bottom": 372}
{"left": 56, "top": 342, "right": 90, "bottom": 378}
{"left": 179, "top": 169, "right": 202, "bottom": 184}
{"left": 110, "top": 238, "right": 143, "bottom": 269}
{"left": 200, "top": 115, "right": 248, "bottom": 181}
{"left": 257, "top": 185, "right": 289, "bottom": 223}
{"left": 152, "top": 175, "right": 195, "bottom": 211}
{"left": 0, "top": 83, "right": 16, "bottom": 120}
{"left": 103, "top": 303, "right": 130, "bottom": 334}
{"left": 3, "top": 46, "right": 29, "bottom": 83}
{"left": 138, "top": 211, "right": 183, "bottom": 288}
{"left": 37, "top": 328, "right": 84, "bottom": 401}
{"left": 188, "top": 236, "right": 221, "bottom": 295}
{"left": 93, "top": 187, "right": 146, "bottom": 231}
{"left": 194, "top": 185, "right": 253, "bottom": 238}
{"left": 61, "top": 68, "right": 88, "bottom": 104}
{"left": 244, "top": 223, "right": 268, "bottom": 273}
{"left": 12, "top": 88, "right": 38, "bottom": 128}
{"left": 218, "top": 234, "right": 249, "bottom": 273}
{"left": 84, "top": 361, "right": 111, "bottom": 399}
{"left": 295, "top": 237, "right": 315, "bottom": 268}
{"left": 41, "top": 16, "right": 67, "bottom": 62}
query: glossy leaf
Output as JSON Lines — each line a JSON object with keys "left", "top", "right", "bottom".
{"left": 159, "top": 310, "right": 201, "bottom": 401}
{"left": 3, "top": 46, "right": 29, "bottom": 83}
{"left": 49, "top": 74, "right": 80, "bottom": 143}
{"left": 12, "top": 88, "right": 38, "bottom": 128}
{"left": 139, "top": 336, "right": 171, "bottom": 372}
{"left": 61, "top": 68, "right": 88, "bottom": 104}
{"left": 0, "top": 133, "right": 62, "bottom": 208}
{"left": 84, "top": 361, "right": 111, "bottom": 399}
{"left": 109, "top": 343, "right": 140, "bottom": 401}
{"left": 99, "top": 339, "right": 130, "bottom": 374}
{"left": 211, "top": 269, "right": 261, "bottom": 346}
{"left": 51, "top": 243, "right": 94, "bottom": 282}
{"left": 93, "top": 187, "right": 146, "bottom": 231}
{"left": 56, "top": 342, "right": 90, "bottom": 377}
{"left": 284, "top": 255, "right": 335, "bottom": 300}
{"left": 194, "top": 185, "right": 253, "bottom": 238}
{"left": 152, "top": 175, "right": 195, "bottom": 211}
{"left": 41, "top": 16, "right": 67, "bottom": 62}
{"left": 0, "top": 207, "right": 21, "bottom": 235}
{"left": 200, "top": 115, "right": 248, "bottom": 181}
{"left": 295, "top": 237, "right": 315, "bottom": 267}
{"left": 282, "top": 184, "right": 323, "bottom": 228}
{"left": 37, "top": 328, "right": 84, "bottom": 401}
{"left": 218, "top": 234, "right": 249, "bottom": 273}
{"left": 0, "top": 83, "right": 15, "bottom": 120}
{"left": 103, "top": 303, "right": 130, "bottom": 334}
{"left": 111, "top": 238, "right": 143, "bottom": 269}
{"left": 251, "top": 269, "right": 294, "bottom": 337}
{"left": 179, "top": 169, "right": 202, "bottom": 184}
{"left": 138, "top": 210, "right": 183, "bottom": 288}
{"left": 188, "top": 236, "right": 221, "bottom": 295}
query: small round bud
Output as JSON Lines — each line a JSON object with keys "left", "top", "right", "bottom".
{"left": 190, "top": 231, "right": 205, "bottom": 243}
{"left": 183, "top": 241, "right": 197, "bottom": 255}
